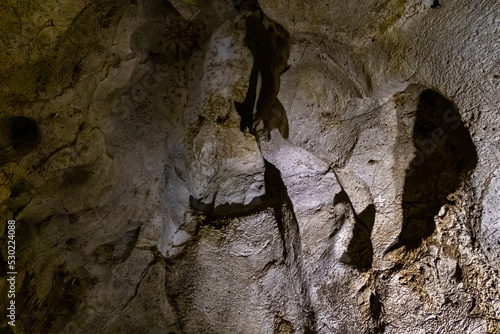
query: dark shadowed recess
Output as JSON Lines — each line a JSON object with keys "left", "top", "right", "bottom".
{"left": 335, "top": 189, "right": 375, "bottom": 271}
{"left": 234, "top": 0, "right": 290, "bottom": 140}
{"left": 397, "top": 89, "right": 477, "bottom": 250}
{"left": 370, "top": 291, "right": 387, "bottom": 333}
{"left": 0, "top": 116, "right": 39, "bottom": 165}
{"left": 264, "top": 159, "right": 292, "bottom": 260}
{"left": 264, "top": 160, "right": 317, "bottom": 334}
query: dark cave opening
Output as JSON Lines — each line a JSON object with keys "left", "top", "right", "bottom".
{"left": 0, "top": 116, "right": 39, "bottom": 165}
{"left": 397, "top": 89, "right": 477, "bottom": 250}
{"left": 3, "top": 116, "right": 39, "bottom": 151}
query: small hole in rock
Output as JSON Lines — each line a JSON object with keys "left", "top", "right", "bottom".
{"left": 0, "top": 116, "right": 39, "bottom": 165}
{"left": 65, "top": 238, "right": 77, "bottom": 246}
{"left": 5, "top": 116, "right": 39, "bottom": 151}
{"left": 431, "top": 0, "right": 441, "bottom": 8}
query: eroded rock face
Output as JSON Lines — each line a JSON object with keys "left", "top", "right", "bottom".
{"left": 1, "top": 0, "right": 499, "bottom": 333}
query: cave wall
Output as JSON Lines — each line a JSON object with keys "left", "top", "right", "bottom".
{"left": 1, "top": 0, "right": 500, "bottom": 333}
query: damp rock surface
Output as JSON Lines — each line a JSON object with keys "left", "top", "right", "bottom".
{"left": 1, "top": 0, "right": 500, "bottom": 333}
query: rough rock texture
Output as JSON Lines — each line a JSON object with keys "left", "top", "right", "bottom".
{"left": 1, "top": 0, "right": 500, "bottom": 333}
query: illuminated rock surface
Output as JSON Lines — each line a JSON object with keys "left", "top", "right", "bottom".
{"left": 0, "top": 0, "right": 499, "bottom": 333}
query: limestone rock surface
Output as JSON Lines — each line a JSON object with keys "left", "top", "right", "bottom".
{"left": 1, "top": 0, "right": 500, "bottom": 333}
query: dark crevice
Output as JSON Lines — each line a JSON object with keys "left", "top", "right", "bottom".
{"left": 369, "top": 292, "right": 382, "bottom": 321}
{"left": 193, "top": 214, "right": 231, "bottom": 234}
{"left": 334, "top": 188, "right": 375, "bottom": 271}
{"left": 187, "top": 160, "right": 290, "bottom": 233}
{"left": 468, "top": 297, "right": 477, "bottom": 314}
{"left": 264, "top": 160, "right": 291, "bottom": 260}
{"left": 189, "top": 195, "right": 215, "bottom": 215}
{"left": 333, "top": 188, "right": 350, "bottom": 205}
{"left": 214, "top": 196, "right": 270, "bottom": 217}
{"left": 431, "top": 0, "right": 441, "bottom": 8}
{"left": 189, "top": 191, "right": 274, "bottom": 223}
{"left": 359, "top": 204, "right": 376, "bottom": 229}
{"left": 453, "top": 262, "right": 463, "bottom": 282}
{"left": 394, "top": 89, "right": 477, "bottom": 250}
{"left": 235, "top": 0, "right": 290, "bottom": 140}
{"left": 264, "top": 159, "right": 317, "bottom": 333}
{"left": 237, "top": 55, "right": 260, "bottom": 133}
{"left": 188, "top": 161, "right": 292, "bottom": 234}
{"left": 373, "top": 321, "right": 387, "bottom": 334}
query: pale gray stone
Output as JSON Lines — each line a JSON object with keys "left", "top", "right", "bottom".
{"left": 1, "top": 0, "right": 499, "bottom": 333}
